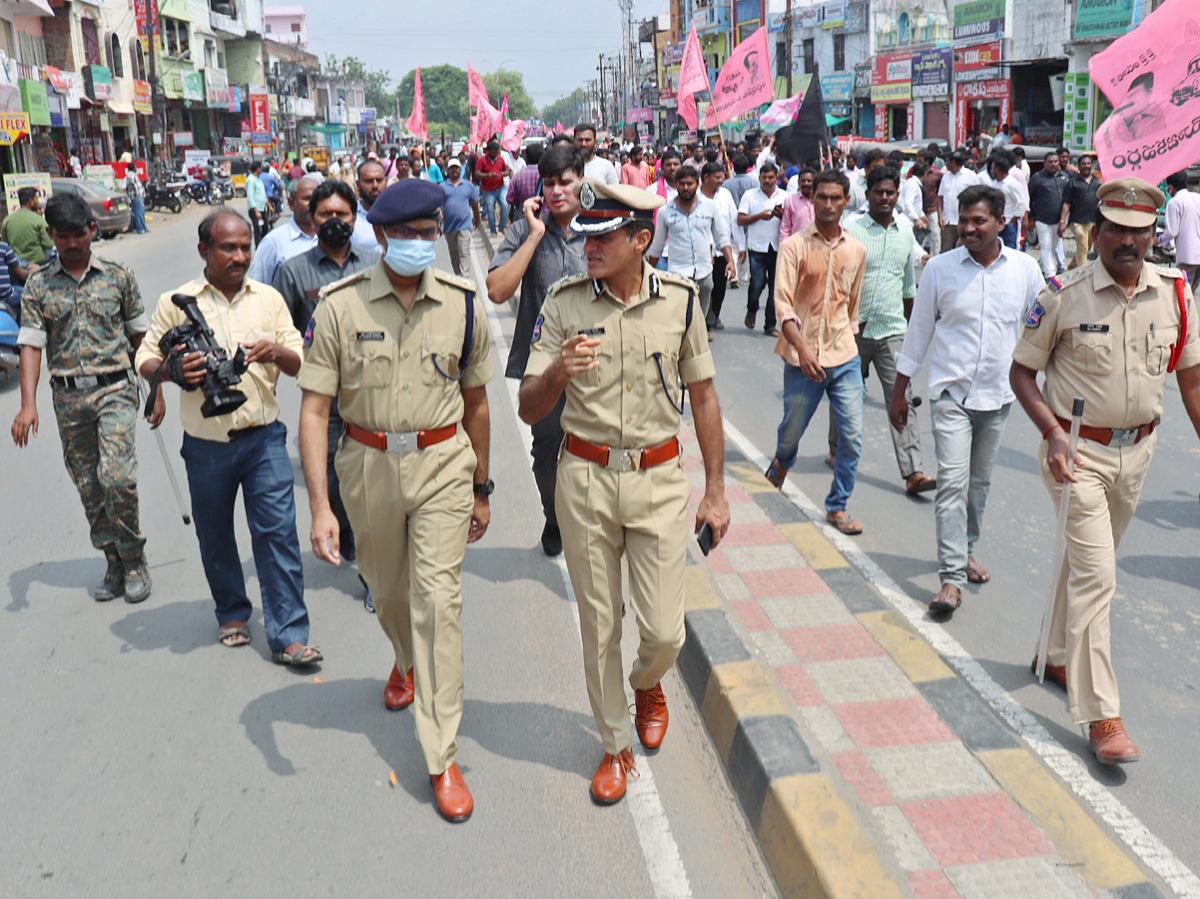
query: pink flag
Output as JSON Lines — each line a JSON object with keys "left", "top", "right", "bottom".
{"left": 707, "top": 27, "right": 776, "bottom": 127}
{"left": 405, "top": 67, "right": 427, "bottom": 140}
{"left": 501, "top": 119, "right": 526, "bottom": 152}
{"left": 501, "top": 93, "right": 509, "bottom": 121}
{"left": 554, "top": 120, "right": 564, "bottom": 134}
{"left": 1089, "top": 0, "right": 1200, "bottom": 185}
{"left": 759, "top": 92, "right": 802, "bottom": 131}
{"left": 677, "top": 25, "right": 709, "bottom": 131}
{"left": 467, "top": 63, "right": 491, "bottom": 111}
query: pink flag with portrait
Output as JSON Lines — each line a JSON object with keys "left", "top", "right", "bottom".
{"left": 707, "top": 27, "right": 776, "bottom": 127}
{"left": 677, "top": 25, "right": 709, "bottom": 131}
{"left": 501, "top": 119, "right": 526, "bottom": 152}
{"left": 467, "top": 63, "right": 491, "bottom": 112}
{"left": 405, "top": 67, "right": 427, "bottom": 140}
{"left": 1089, "top": 0, "right": 1200, "bottom": 185}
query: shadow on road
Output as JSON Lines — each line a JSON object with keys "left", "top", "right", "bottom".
{"left": 1133, "top": 492, "right": 1199, "bottom": 532}
{"left": 109, "top": 598, "right": 219, "bottom": 655}
{"left": 7, "top": 557, "right": 103, "bottom": 612}
{"left": 463, "top": 545, "right": 565, "bottom": 596}
{"left": 1118, "top": 553, "right": 1200, "bottom": 592}
{"left": 239, "top": 678, "right": 598, "bottom": 801}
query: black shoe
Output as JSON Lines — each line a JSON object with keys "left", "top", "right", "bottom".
{"left": 541, "top": 523, "right": 563, "bottom": 557}
{"left": 714, "top": 319, "right": 725, "bottom": 330}
{"left": 94, "top": 553, "right": 124, "bottom": 602}
{"left": 744, "top": 311, "right": 756, "bottom": 329}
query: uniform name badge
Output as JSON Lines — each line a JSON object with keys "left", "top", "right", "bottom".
{"left": 356, "top": 331, "right": 385, "bottom": 341}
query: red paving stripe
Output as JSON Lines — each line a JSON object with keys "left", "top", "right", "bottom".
{"left": 703, "top": 547, "right": 734, "bottom": 573}
{"left": 739, "top": 566, "right": 832, "bottom": 598}
{"left": 907, "top": 870, "right": 962, "bottom": 899}
{"left": 900, "top": 793, "right": 1055, "bottom": 867}
{"left": 718, "top": 521, "right": 791, "bottom": 548}
{"left": 779, "top": 623, "right": 887, "bottom": 663}
{"left": 833, "top": 750, "right": 894, "bottom": 806}
{"left": 832, "top": 697, "right": 957, "bottom": 748}
{"left": 731, "top": 599, "right": 774, "bottom": 632}
{"left": 774, "top": 663, "right": 824, "bottom": 707}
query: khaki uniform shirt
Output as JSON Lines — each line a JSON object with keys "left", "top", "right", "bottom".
{"left": 17, "top": 255, "right": 148, "bottom": 376}
{"left": 525, "top": 265, "right": 715, "bottom": 448}
{"left": 297, "top": 263, "right": 492, "bottom": 431}
{"left": 135, "top": 276, "right": 303, "bottom": 442}
{"left": 773, "top": 225, "right": 866, "bottom": 369}
{"left": 1012, "top": 260, "right": 1200, "bottom": 428}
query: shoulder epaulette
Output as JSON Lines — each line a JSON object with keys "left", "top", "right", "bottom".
{"left": 547, "top": 273, "right": 590, "bottom": 296}
{"left": 1155, "top": 264, "right": 1184, "bottom": 280}
{"left": 318, "top": 268, "right": 371, "bottom": 300}
{"left": 1047, "top": 265, "right": 1090, "bottom": 292}
{"left": 432, "top": 269, "right": 475, "bottom": 292}
{"left": 656, "top": 270, "right": 696, "bottom": 290}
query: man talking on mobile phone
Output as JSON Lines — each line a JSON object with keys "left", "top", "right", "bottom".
{"left": 518, "top": 179, "right": 730, "bottom": 807}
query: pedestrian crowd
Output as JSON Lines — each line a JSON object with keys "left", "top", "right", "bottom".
{"left": 7, "top": 120, "right": 1200, "bottom": 821}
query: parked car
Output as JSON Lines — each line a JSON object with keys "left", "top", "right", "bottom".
{"left": 49, "top": 178, "right": 131, "bottom": 238}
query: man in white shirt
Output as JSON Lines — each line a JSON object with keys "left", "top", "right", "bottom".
{"left": 984, "top": 151, "right": 1029, "bottom": 249}
{"left": 699, "top": 161, "right": 742, "bottom": 329}
{"left": 737, "top": 162, "right": 788, "bottom": 336}
{"left": 648, "top": 164, "right": 734, "bottom": 337}
{"left": 1160, "top": 171, "right": 1200, "bottom": 285}
{"left": 574, "top": 123, "right": 618, "bottom": 185}
{"left": 898, "top": 162, "right": 929, "bottom": 243}
{"left": 248, "top": 175, "right": 321, "bottom": 284}
{"left": 890, "top": 183, "right": 1044, "bottom": 616}
{"left": 936, "top": 151, "right": 978, "bottom": 252}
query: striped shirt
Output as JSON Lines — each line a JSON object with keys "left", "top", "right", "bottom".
{"left": 845, "top": 212, "right": 916, "bottom": 340}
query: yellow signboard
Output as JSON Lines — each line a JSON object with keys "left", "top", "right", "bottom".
{"left": 4, "top": 172, "right": 51, "bottom": 214}
{"left": 0, "top": 112, "right": 31, "bottom": 146}
{"left": 870, "top": 82, "right": 912, "bottom": 103}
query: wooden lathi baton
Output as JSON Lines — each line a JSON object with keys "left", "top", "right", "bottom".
{"left": 1036, "top": 397, "right": 1084, "bottom": 684}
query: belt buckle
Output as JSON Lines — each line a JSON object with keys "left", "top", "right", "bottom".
{"left": 76, "top": 375, "right": 98, "bottom": 389}
{"left": 383, "top": 431, "right": 417, "bottom": 454}
{"left": 607, "top": 449, "right": 638, "bottom": 472}
{"left": 1109, "top": 427, "right": 1137, "bottom": 447}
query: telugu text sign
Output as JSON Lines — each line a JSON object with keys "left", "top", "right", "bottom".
{"left": 953, "top": 40, "right": 1003, "bottom": 82}
{"left": 912, "top": 48, "right": 952, "bottom": 98}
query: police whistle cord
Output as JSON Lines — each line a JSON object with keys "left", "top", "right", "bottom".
{"left": 134, "top": 375, "right": 193, "bottom": 527}
{"left": 1035, "top": 396, "right": 1084, "bottom": 684}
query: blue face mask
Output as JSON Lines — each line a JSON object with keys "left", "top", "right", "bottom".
{"left": 383, "top": 237, "right": 436, "bottom": 276}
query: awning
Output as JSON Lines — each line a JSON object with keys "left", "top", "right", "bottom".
{"left": 825, "top": 114, "right": 850, "bottom": 127}
{"left": 107, "top": 100, "right": 135, "bottom": 115}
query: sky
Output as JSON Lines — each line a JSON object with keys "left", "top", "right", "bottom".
{"left": 299, "top": 0, "right": 669, "bottom": 110}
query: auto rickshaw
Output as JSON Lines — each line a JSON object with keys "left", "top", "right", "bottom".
{"left": 210, "top": 154, "right": 251, "bottom": 197}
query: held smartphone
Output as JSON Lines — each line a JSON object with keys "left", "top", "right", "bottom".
{"left": 697, "top": 522, "right": 714, "bottom": 556}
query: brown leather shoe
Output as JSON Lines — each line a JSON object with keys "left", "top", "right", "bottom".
{"left": 384, "top": 665, "right": 414, "bottom": 711}
{"left": 1089, "top": 717, "right": 1140, "bottom": 765}
{"left": 429, "top": 763, "right": 473, "bottom": 822}
{"left": 634, "top": 682, "right": 669, "bottom": 751}
{"left": 1030, "top": 656, "right": 1068, "bottom": 691}
{"left": 590, "top": 749, "right": 637, "bottom": 805}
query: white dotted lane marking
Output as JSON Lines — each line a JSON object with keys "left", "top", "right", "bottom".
{"left": 469, "top": 238, "right": 693, "bottom": 899}
{"left": 720, "top": 417, "right": 1200, "bottom": 899}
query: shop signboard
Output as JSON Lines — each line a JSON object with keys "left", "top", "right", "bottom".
{"left": 871, "top": 51, "right": 912, "bottom": 103}
{"left": 19, "top": 78, "right": 50, "bottom": 126}
{"left": 3, "top": 172, "right": 50, "bottom": 213}
{"left": 206, "top": 69, "right": 229, "bottom": 108}
{"left": 249, "top": 86, "right": 271, "bottom": 144}
{"left": 844, "top": 1, "right": 866, "bottom": 33}
{"left": 0, "top": 111, "right": 29, "bottom": 146}
{"left": 820, "top": 0, "right": 846, "bottom": 30}
{"left": 953, "top": 39, "right": 1003, "bottom": 82}
{"left": 821, "top": 72, "right": 855, "bottom": 102}
{"left": 227, "top": 84, "right": 242, "bottom": 113}
{"left": 912, "top": 48, "right": 952, "bottom": 98}
{"left": 1073, "top": 0, "right": 1139, "bottom": 40}
{"left": 133, "top": 80, "right": 153, "bottom": 115}
{"left": 954, "top": 78, "right": 1011, "bottom": 146}
{"left": 173, "top": 130, "right": 194, "bottom": 147}
{"left": 63, "top": 72, "right": 81, "bottom": 110}
{"left": 953, "top": 0, "right": 1004, "bottom": 45}
{"left": 83, "top": 65, "right": 113, "bottom": 102}
{"left": 1062, "top": 71, "right": 1094, "bottom": 151}
{"left": 134, "top": 0, "right": 163, "bottom": 54}
{"left": 182, "top": 71, "right": 205, "bottom": 102}
{"left": 84, "top": 164, "right": 116, "bottom": 191}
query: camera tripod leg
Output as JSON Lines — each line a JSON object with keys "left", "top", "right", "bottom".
{"left": 136, "top": 377, "right": 192, "bottom": 526}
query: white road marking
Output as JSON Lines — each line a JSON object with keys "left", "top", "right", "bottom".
{"left": 470, "top": 240, "right": 693, "bottom": 899}
{"left": 720, "top": 418, "right": 1200, "bottom": 898}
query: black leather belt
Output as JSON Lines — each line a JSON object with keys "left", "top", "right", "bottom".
{"left": 227, "top": 425, "right": 267, "bottom": 440}
{"left": 50, "top": 371, "right": 129, "bottom": 391}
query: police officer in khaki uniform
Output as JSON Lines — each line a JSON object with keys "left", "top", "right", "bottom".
{"left": 519, "top": 179, "right": 731, "bottom": 805}
{"left": 297, "top": 179, "right": 493, "bottom": 822}
{"left": 1011, "top": 177, "right": 1200, "bottom": 765}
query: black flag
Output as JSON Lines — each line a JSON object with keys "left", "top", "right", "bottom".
{"left": 774, "top": 67, "right": 831, "bottom": 170}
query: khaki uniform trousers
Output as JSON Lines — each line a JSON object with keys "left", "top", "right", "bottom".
{"left": 1039, "top": 433, "right": 1155, "bottom": 724}
{"left": 336, "top": 428, "right": 476, "bottom": 775}
{"left": 556, "top": 452, "right": 690, "bottom": 755}
{"left": 1070, "top": 223, "right": 1094, "bottom": 269}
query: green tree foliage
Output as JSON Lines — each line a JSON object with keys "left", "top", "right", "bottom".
{"left": 325, "top": 54, "right": 393, "bottom": 114}
{"left": 541, "top": 88, "right": 590, "bottom": 129}
{"left": 482, "top": 69, "right": 536, "bottom": 120}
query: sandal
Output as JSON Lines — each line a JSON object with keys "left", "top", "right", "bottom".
{"left": 825, "top": 511, "right": 863, "bottom": 535}
{"left": 966, "top": 557, "right": 991, "bottom": 584}
{"left": 218, "top": 624, "right": 251, "bottom": 648}
{"left": 764, "top": 459, "right": 789, "bottom": 489}
{"left": 272, "top": 645, "right": 324, "bottom": 667}
{"left": 905, "top": 472, "right": 938, "bottom": 495}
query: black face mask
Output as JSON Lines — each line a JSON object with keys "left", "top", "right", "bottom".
{"left": 319, "top": 218, "right": 353, "bottom": 249}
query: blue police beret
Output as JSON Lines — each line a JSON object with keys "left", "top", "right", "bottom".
{"left": 366, "top": 179, "right": 443, "bottom": 226}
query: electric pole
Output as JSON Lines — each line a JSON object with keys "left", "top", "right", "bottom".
{"left": 142, "top": 0, "right": 166, "bottom": 169}
{"left": 785, "top": 0, "right": 794, "bottom": 96}
{"left": 598, "top": 54, "right": 607, "bottom": 128}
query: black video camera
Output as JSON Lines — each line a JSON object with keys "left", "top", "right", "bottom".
{"left": 145, "top": 293, "right": 249, "bottom": 419}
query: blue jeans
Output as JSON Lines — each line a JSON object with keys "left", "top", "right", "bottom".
{"left": 129, "top": 195, "right": 147, "bottom": 233}
{"left": 748, "top": 248, "right": 777, "bottom": 329}
{"left": 1000, "top": 221, "right": 1018, "bottom": 249}
{"left": 180, "top": 421, "right": 309, "bottom": 652}
{"left": 773, "top": 358, "right": 864, "bottom": 513}
{"left": 480, "top": 188, "right": 508, "bottom": 234}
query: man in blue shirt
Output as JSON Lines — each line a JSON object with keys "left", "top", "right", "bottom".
{"left": 245, "top": 161, "right": 268, "bottom": 246}
{"left": 261, "top": 161, "right": 283, "bottom": 217}
{"left": 440, "top": 157, "right": 481, "bottom": 278}
{"left": 0, "top": 240, "right": 29, "bottom": 321}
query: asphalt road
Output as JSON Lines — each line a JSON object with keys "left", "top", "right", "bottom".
{"left": 710, "top": 277, "right": 1200, "bottom": 878}
{"left": 0, "top": 205, "right": 778, "bottom": 898}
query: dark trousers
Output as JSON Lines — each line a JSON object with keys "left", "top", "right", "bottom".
{"left": 181, "top": 421, "right": 308, "bottom": 652}
{"left": 1000, "top": 221, "right": 1019, "bottom": 249}
{"left": 748, "top": 248, "right": 777, "bottom": 330}
{"left": 249, "top": 209, "right": 265, "bottom": 247}
{"left": 708, "top": 254, "right": 728, "bottom": 325}
{"left": 531, "top": 393, "right": 566, "bottom": 529}
{"left": 327, "top": 399, "right": 356, "bottom": 561}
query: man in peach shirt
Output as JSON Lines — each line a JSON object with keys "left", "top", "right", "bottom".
{"left": 763, "top": 170, "right": 868, "bottom": 535}
{"left": 620, "top": 145, "right": 651, "bottom": 189}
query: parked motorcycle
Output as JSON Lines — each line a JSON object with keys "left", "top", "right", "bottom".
{"left": 145, "top": 181, "right": 184, "bottom": 214}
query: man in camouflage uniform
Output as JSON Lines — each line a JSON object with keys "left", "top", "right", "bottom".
{"left": 10, "top": 192, "right": 152, "bottom": 602}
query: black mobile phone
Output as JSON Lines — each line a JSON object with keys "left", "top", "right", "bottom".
{"left": 697, "top": 522, "right": 714, "bottom": 556}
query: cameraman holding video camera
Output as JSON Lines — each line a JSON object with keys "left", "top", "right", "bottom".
{"left": 136, "top": 209, "right": 321, "bottom": 667}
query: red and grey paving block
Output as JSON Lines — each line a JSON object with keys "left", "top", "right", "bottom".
{"left": 672, "top": 429, "right": 1166, "bottom": 898}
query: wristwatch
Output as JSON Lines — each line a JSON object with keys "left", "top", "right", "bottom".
{"left": 473, "top": 479, "right": 495, "bottom": 497}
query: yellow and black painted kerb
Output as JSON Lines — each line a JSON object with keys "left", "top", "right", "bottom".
{"left": 673, "top": 442, "right": 1164, "bottom": 899}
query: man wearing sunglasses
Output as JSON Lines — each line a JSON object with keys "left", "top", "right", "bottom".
{"left": 297, "top": 179, "right": 493, "bottom": 823}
